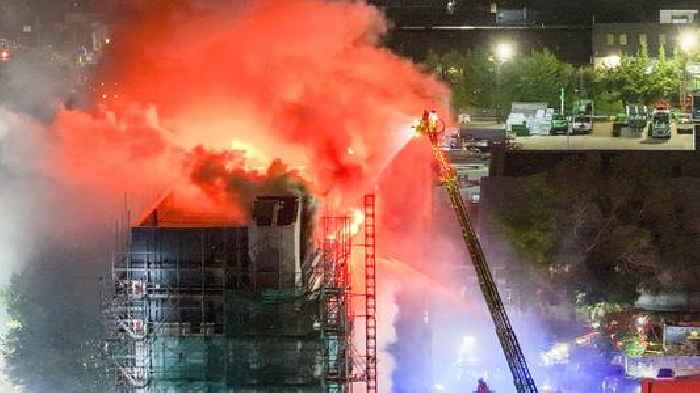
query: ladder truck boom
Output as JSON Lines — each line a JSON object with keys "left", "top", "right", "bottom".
{"left": 416, "top": 110, "right": 538, "bottom": 393}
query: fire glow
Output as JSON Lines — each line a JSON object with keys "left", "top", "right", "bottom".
{"left": 49, "top": 0, "right": 447, "bottom": 225}
{"left": 41, "top": 2, "right": 450, "bottom": 392}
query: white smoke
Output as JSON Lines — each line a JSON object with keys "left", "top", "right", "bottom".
{"left": 377, "top": 260, "right": 399, "bottom": 393}
{"left": 0, "top": 108, "right": 47, "bottom": 284}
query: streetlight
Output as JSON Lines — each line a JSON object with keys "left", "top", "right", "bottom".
{"left": 679, "top": 32, "right": 697, "bottom": 112}
{"left": 496, "top": 43, "right": 514, "bottom": 63}
{"left": 602, "top": 55, "right": 621, "bottom": 69}
{"left": 679, "top": 31, "right": 698, "bottom": 53}
{"left": 493, "top": 43, "right": 514, "bottom": 123}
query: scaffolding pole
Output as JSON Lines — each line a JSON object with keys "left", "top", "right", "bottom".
{"left": 321, "top": 216, "right": 352, "bottom": 393}
{"left": 363, "top": 194, "right": 378, "bottom": 393}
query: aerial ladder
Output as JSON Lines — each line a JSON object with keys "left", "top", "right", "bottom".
{"left": 416, "top": 110, "right": 539, "bottom": 393}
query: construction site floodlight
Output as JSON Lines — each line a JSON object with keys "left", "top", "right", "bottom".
{"left": 496, "top": 43, "right": 514, "bottom": 63}
{"left": 680, "top": 31, "right": 698, "bottom": 53}
{"left": 603, "top": 55, "right": 621, "bottom": 69}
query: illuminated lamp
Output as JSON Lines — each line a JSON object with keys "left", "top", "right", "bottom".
{"left": 496, "top": 43, "right": 514, "bottom": 63}
{"left": 680, "top": 31, "right": 698, "bottom": 53}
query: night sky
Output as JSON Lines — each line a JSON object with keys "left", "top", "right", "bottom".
{"left": 370, "top": 0, "right": 699, "bottom": 24}
{"left": 5, "top": 0, "right": 699, "bottom": 26}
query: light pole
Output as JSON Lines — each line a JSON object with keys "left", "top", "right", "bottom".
{"left": 679, "top": 31, "right": 698, "bottom": 113}
{"left": 494, "top": 43, "right": 514, "bottom": 123}
{"left": 679, "top": 31, "right": 698, "bottom": 54}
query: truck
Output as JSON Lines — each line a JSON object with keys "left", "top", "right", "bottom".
{"left": 571, "top": 99, "right": 593, "bottom": 134}
{"left": 677, "top": 112, "right": 694, "bottom": 134}
{"left": 649, "top": 106, "right": 672, "bottom": 139}
{"left": 550, "top": 113, "right": 570, "bottom": 135}
{"left": 640, "top": 374, "right": 700, "bottom": 393}
{"left": 614, "top": 105, "right": 648, "bottom": 137}
{"left": 627, "top": 104, "right": 649, "bottom": 131}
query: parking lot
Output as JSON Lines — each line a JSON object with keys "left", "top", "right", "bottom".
{"left": 514, "top": 122, "right": 696, "bottom": 150}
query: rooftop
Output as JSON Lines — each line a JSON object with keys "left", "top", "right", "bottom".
{"left": 136, "top": 193, "right": 301, "bottom": 228}
{"left": 136, "top": 193, "right": 242, "bottom": 227}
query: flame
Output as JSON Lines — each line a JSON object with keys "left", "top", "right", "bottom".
{"left": 322, "top": 208, "right": 364, "bottom": 241}
{"left": 230, "top": 139, "right": 270, "bottom": 170}
{"left": 349, "top": 207, "right": 365, "bottom": 236}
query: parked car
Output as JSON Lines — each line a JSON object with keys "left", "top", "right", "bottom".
{"left": 677, "top": 113, "right": 694, "bottom": 134}
{"left": 571, "top": 115, "right": 593, "bottom": 134}
{"left": 649, "top": 110, "right": 672, "bottom": 139}
{"left": 550, "top": 114, "right": 569, "bottom": 135}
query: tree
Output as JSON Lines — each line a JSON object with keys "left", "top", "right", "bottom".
{"left": 497, "top": 50, "right": 575, "bottom": 110}
{"left": 494, "top": 153, "right": 700, "bottom": 305}
{"left": 461, "top": 49, "right": 498, "bottom": 110}
{"left": 424, "top": 50, "right": 585, "bottom": 113}
{"left": 621, "top": 333, "right": 647, "bottom": 357}
{"left": 596, "top": 50, "right": 681, "bottom": 105}
{"left": 1, "top": 247, "right": 112, "bottom": 393}
{"left": 423, "top": 49, "right": 496, "bottom": 111}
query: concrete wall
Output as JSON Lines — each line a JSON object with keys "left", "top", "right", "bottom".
{"left": 249, "top": 196, "right": 302, "bottom": 290}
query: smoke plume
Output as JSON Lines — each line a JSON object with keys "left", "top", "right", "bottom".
{"left": 186, "top": 146, "right": 308, "bottom": 222}
{"left": 94, "top": 0, "right": 447, "bottom": 209}
{"left": 1, "top": 2, "right": 449, "bottom": 391}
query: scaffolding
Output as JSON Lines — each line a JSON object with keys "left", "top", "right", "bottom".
{"left": 102, "top": 195, "right": 355, "bottom": 393}
{"left": 364, "top": 194, "right": 378, "bottom": 393}
{"left": 320, "top": 216, "right": 353, "bottom": 393}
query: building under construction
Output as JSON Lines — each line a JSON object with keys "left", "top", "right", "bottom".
{"left": 101, "top": 192, "right": 373, "bottom": 393}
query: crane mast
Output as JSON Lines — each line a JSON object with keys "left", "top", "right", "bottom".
{"left": 417, "top": 111, "right": 538, "bottom": 393}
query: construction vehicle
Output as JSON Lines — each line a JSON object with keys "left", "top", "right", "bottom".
{"left": 627, "top": 104, "right": 649, "bottom": 132}
{"left": 550, "top": 113, "right": 569, "bottom": 135}
{"left": 649, "top": 103, "right": 672, "bottom": 139}
{"left": 571, "top": 99, "right": 593, "bottom": 134}
{"left": 416, "top": 110, "right": 538, "bottom": 393}
{"left": 612, "top": 105, "right": 648, "bottom": 137}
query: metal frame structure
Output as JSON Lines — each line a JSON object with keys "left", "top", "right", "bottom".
{"left": 417, "top": 111, "right": 538, "bottom": 393}
{"left": 103, "top": 226, "right": 245, "bottom": 393}
{"left": 102, "top": 196, "right": 357, "bottom": 393}
{"left": 364, "top": 194, "right": 378, "bottom": 393}
{"left": 320, "top": 216, "right": 353, "bottom": 393}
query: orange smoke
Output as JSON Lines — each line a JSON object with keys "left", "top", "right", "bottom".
{"left": 41, "top": 3, "right": 455, "bottom": 392}
{"left": 72, "top": 0, "right": 448, "bottom": 212}
{"left": 50, "top": 106, "right": 183, "bottom": 199}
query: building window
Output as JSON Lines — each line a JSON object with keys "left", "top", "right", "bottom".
{"left": 619, "top": 34, "right": 627, "bottom": 46}
{"left": 639, "top": 33, "right": 647, "bottom": 47}
{"left": 672, "top": 15, "right": 690, "bottom": 24}
{"left": 659, "top": 34, "right": 667, "bottom": 46}
{"left": 607, "top": 33, "right": 615, "bottom": 45}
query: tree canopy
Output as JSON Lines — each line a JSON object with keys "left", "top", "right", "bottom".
{"left": 494, "top": 154, "right": 700, "bottom": 305}
{"left": 498, "top": 50, "right": 576, "bottom": 111}
{"left": 425, "top": 47, "right": 683, "bottom": 113}
{"left": 1, "top": 247, "right": 112, "bottom": 393}
{"left": 596, "top": 45, "right": 682, "bottom": 106}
